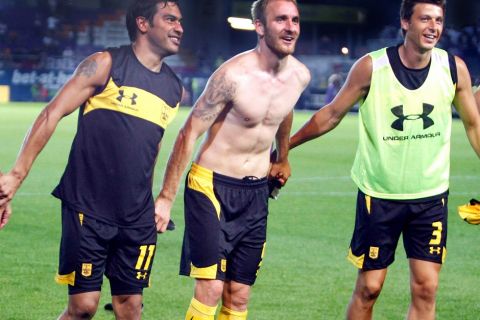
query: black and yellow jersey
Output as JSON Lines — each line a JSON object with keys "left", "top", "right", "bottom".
{"left": 53, "top": 45, "right": 182, "bottom": 227}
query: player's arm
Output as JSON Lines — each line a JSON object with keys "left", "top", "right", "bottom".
{"left": 0, "top": 52, "right": 111, "bottom": 208}
{"left": 0, "top": 170, "right": 12, "bottom": 229}
{"left": 270, "top": 110, "right": 294, "bottom": 185}
{"left": 289, "top": 55, "right": 372, "bottom": 150}
{"left": 270, "top": 64, "right": 311, "bottom": 185}
{"left": 452, "top": 56, "right": 480, "bottom": 158}
{"left": 154, "top": 67, "right": 235, "bottom": 232}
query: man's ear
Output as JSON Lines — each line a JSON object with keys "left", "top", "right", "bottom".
{"left": 254, "top": 19, "right": 265, "bottom": 37}
{"left": 400, "top": 18, "right": 410, "bottom": 35}
{"left": 136, "top": 16, "right": 149, "bottom": 34}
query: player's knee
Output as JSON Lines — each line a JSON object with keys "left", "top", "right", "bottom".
{"left": 196, "top": 280, "right": 224, "bottom": 304}
{"left": 113, "top": 296, "right": 143, "bottom": 314}
{"left": 226, "top": 293, "right": 249, "bottom": 310}
{"left": 68, "top": 302, "right": 98, "bottom": 319}
{"left": 358, "top": 282, "right": 383, "bottom": 302}
{"left": 412, "top": 279, "right": 438, "bottom": 302}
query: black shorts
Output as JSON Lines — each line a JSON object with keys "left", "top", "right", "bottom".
{"left": 180, "top": 163, "right": 269, "bottom": 286}
{"left": 348, "top": 190, "right": 448, "bottom": 271}
{"left": 56, "top": 203, "right": 157, "bottom": 295}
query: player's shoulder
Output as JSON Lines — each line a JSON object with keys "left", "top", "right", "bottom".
{"left": 350, "top": 54, "right": 373, "bottom": 77}
{"left": 452, "top": 54, "right": 468, "bottom": 70}
{"left": 74, "top": 51, "right": 112, "bottom": 83}
{"left": 287, "top": 55, "right": 311, "bottom": 85}
{"left": 77, "top": 50, "right": 113, "bottom": 75}
{"left": 209, "top": 51, "right": 253, "bottom": 81}
{"left": 87, "top": 50, "right": 113, "bottom": 65}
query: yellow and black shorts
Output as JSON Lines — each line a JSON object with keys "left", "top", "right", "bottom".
{"left": 56, "top": 202, "right": 157, "bottom": 295}
{"left": 180, "top": 163, "right": 269, "bottom": 286}
{"left": 348, "top": 190, "right": 448, "bottom": 270}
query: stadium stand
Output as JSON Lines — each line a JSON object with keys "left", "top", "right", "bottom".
{"left": 0, "top": 1, "right": 478, "bottom": 106}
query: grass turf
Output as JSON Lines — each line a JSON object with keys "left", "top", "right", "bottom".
{"left": 0, "top": 102, "right": 479, "bottom": 319}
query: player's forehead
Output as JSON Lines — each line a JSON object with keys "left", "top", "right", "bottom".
{"left": 156, "top": 1, "right": 182, "bottom": 19}
{"left": 265, "top": 0, "right": 299, "bottom": 19}
{"left": 411, "top": 2, "right": 444, "bottom": 18}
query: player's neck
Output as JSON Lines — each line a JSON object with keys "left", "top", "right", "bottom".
{"left": 255, "top": 43, "right": 289, "bottom": 74}
{"left": 398, "top": 42, "right": 432, "bottom": 70}
{"left": 131, "top": 42, "right": 164, "bottom": 73}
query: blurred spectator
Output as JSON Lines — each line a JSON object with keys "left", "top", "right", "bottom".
{"left": 31, "top": 82, "right": 49, "bottom": 102}
{"left": 0, "top": 17, "right": 7, "bottom": 47}
{"left": 324, "top": 73, "right": 343, "bottom": 105}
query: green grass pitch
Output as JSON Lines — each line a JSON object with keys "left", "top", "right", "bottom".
{"left": 0, "top": 102, "right": 479, "bottom": 319}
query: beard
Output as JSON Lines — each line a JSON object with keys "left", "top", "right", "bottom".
{"left": 264, "top": 28, "right": 297, "bottom": 58}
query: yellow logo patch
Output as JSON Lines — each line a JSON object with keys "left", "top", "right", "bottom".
{"left": 81, "top": 263, "right": 92, "bottom": 277}
{"left": 221, "top": 259, "right": 227, "bottom": 272}
{"left": 369, "top": 247, "right": 379, "bottom": 259}
{"left": 429, "top": 246, "right": 441, "bottom": 255}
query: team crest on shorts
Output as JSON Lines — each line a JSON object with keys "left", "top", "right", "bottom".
{"left": 369, "top": 247, "right": 379, "bottom": 259}
{"left": 82, "top": 263, "right": 92, "bottom": 277}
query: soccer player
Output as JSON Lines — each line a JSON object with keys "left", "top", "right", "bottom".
{"left": 154, "top": 0, "right": 310, "bottom": 319}
{"left": 288, "top": 0, "right": 480, "bottom": 319}
{"left": 0, "top": 1, "right": 183, "bottom": 319}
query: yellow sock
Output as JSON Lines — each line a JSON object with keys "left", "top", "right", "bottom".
{"left": 218, "top": 305, "right": 248, "bottom": 320}
{"left": 185, "top": 297, "right": 217, "bottom": 320}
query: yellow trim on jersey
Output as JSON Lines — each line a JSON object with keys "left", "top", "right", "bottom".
{"left": 347, "top": 248, "right": 364, "bottom": 269}
{"left": 55, "top": 271, "right": 75, "bottom": 286}
{"left": 442, "top": 246, "right": 447, "bottom": 263}
{"left": 190, "top": 263, "right": 218, "bottom": 279}
{"left": 84, "top": 78, "right": 179, "bottom": 129}
{"left": 188, "top": 163, "right": 221, "bottom": 219}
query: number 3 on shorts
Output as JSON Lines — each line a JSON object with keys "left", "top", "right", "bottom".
{"left": 135, "top": 245, "right": 156, "bottom": 270}
{"left": 429, "top": 221, "right": 442, "bottom": 245}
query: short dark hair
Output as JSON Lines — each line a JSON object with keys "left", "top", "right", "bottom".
{"left": 126, "top": 0, "right": 179, "bottom": 41}
{"left": 251, "top": 0, "right": 298, "bottom": 25}
{"left": 400, "top": 0, "right": 446, "bottom": 35}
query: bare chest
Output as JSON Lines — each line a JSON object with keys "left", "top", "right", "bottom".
{"left": 231, "top": 78, "right": 302, "bottom": 126}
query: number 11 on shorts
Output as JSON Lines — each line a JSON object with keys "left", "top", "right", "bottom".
{"left": 135, "top": 245, "right": 156, "bottom": 270}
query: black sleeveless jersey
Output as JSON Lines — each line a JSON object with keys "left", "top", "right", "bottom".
{"left": 386, "top": 44, "right": 457, "bottom": 90}
{"left": 53, "top": 45, "right": 182, "bottom": 227}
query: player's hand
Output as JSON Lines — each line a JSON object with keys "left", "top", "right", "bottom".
{"left": 0, "top": 202, "right": 12, "bottom": 230}
{"left": 269, "top": 160, "right": 291, "bottom": 187}
{"left": 0, "top": 173, "right": 22, "bottom": 207}
{"left": 154, "top": 196, "right": 173, "bottom": 233}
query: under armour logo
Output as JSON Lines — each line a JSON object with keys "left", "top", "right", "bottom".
{"left": 391, "top": 104, "right": 434, "bottom": 131}
{"left": 117, "top": 90, "right": 138, "bottom": 105}
{"left": 429, "top": 246, "right": 441, "bottom": 255}
{"left": 136, "top": 271, "right": 148, "bottom": 280}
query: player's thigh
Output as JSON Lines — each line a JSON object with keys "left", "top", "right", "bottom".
{"left": 349, "top": 191, "right": 406, "bottom": 270}
{"left": 58, "top": 204, "right": 115, "bottom": 294}
{"left": 403, "top": 195, "right": 448, "bottom": 263}
{"left": 106, "top": 224, "right": 157, "bottom": 293}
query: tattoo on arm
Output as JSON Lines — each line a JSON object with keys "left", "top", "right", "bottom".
{"left": 75, "top": 59, "right": 98, "bottom": 78}
{"left": 193, "top": 72, "right": 236, "bottom": 122}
